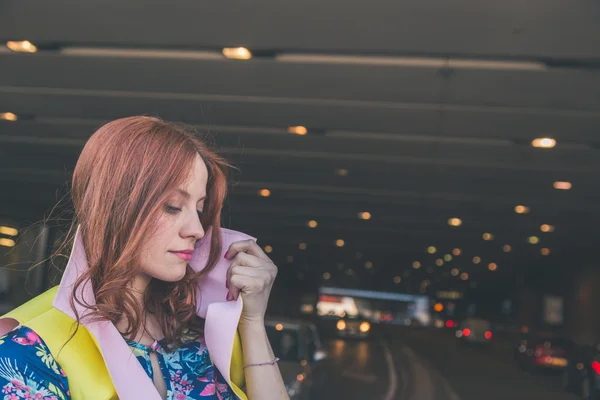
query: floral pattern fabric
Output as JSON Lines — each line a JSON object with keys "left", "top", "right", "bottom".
{"left": 0, "top": 326, "right": 236, "bottom": 400}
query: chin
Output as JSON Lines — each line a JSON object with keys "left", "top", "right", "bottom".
{"left": 157, "top": 264, "right": 188, "bottom": 283}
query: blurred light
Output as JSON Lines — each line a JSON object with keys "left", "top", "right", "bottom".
{"left": 521, "top": 325, "right": 529, "bottom": 334}
{"left": 592, "top": 361, "right": 600, "bottom": 375}
{"left": 434, "top": 303, "right": 444, "bottom": 312}
{"left": 412, "top": 261, "right": 421, "bottom": 269}
{"left": 554, "top": 181, "right": 572, "bottom": 190}
{"left": 323, "top": 272, "right": 331, "bottom": 280}
{"left": 358, "top": 212, "right": 372, "bottom": 220}
{"left": 488, "top": 263, "right": 497, "bottom": 271}
{"left": 0, "top": 226, "right": 18, "bottom": 236}
{"left": 444, "top": 254, "right": 452, "bottom": 262}
{"left": 335, "top": 168, "right": 349, "bottom": 176}
{"left": 514, "top": 205, "right": 530, "bottom": 214}
{"left": 473, "top": 256, "right": 481, "bottom": 264}
{"left": 299, "top": 243, "right": 307, "bottom": 250}
{"left": 435, "top": 259, "right": 444, "bottom": 266}
{"left": 446, "top": 320, "right": 454, "bottom": 328}
{"left": 482, "top": 233, "right": 494, "bottom": 241}
{"left": 365, "top": 261, "right": 373, "bottom": 269}
{"left": 452, "top": 248, "right": 461, "bottom": 256}
{"left": 297, "top": 373, "right": 305, "bottom": 382}
{"left": 462, "top": 328, "right": 471, "bottom": 337}
{"left": 451, "top": 268, "right": 459, "bottom": 276}
{"left": 275, "top": 324, "right": 283, "bottom": 331}
{"left": 0, "top": 238, "right": 15, "bottom": 247}
{"left": 540, "top": 224, "right": 555, "bottom": 233}
{"left": 6, "top": 40, "right": 37, "bottom": 53}
{"left": 264, "top": 245, "right": 273, "bottom": 253}
{"left": 359, "top": 322, "right": 371, "bottom": 333}
{"left": 448, "top": 218, "right": 462, "bottom": 227}
{"left": 258, "top": 189, "right": 271, "bottom": 197}
{"left": 0, "top": 112, "right": 18, "bottom": 121}
{"left": 503, "top": 245, "right": 512, "bottom": 252}
{"left": 222, "top": 47, "right": 252, "bottom": 60}
{"left": 461, "top": 272, "right": 469, "bottom": 280}
{"left": 335, "top": 239, "right": 345, "bottom": 247}
{"left": 455, "top": 330, "right": 463, "bottom": 338}
{"left": 288, "top": 126, "right": 308, "bottom": 135}
{"left": 393, "top": 276, "right": 402, "bottom": 284}
{"left": 531, "top": 137, "right": 556, "bottom": 148}
{"left": 307, "top": 220, "right": 318, "bottom": 228}
{"left": 336, "top": 320, "right": 346, "bottom": 331}
{"left": 485, "top": 331, "right": 493, "bottom": 340}
{"left": 541, "top": 248, "right": 550, "bottom": 256}
{"left": 528, "top": 236, "right": 540, "bottom": 244}
{"left": 300, "top": 360, "right": 308, "bottom": 367}
{"left": 427, "top": 246, "right": 437, "bottom": 254}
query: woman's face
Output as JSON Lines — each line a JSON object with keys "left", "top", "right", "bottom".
{"left": 138, "top": 154, "right": 208, "bottom": 284}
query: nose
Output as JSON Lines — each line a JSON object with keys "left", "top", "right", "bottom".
{"left": 181, "top": 214, "right": 205, "bottom": 241}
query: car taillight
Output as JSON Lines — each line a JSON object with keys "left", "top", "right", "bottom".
{"left": 592, "top": 361, "right": 600, "bottom": 375}
{"left": 485, "top": 331, "right": 493, "bottom": 339}
{"left": 462, "top": 328, "right": 471, "bottom": 337}
{"left": 535, "top": 344, "right": 547, "bottom": 357}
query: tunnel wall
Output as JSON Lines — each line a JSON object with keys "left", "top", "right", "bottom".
{"left": 565, "top": 266, "right": 600, "bottom": 345}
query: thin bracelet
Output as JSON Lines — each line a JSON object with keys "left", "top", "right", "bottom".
{"left": 243, "top": 357, "right": 280, "bottom": 369}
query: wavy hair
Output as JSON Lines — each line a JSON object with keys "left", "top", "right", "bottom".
{"left": 60, "top": 116, "right": 232, "bottom": 350}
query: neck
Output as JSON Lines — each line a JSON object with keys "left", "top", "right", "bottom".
{"left": 116, "top": 273, "right": 164, "bottom": 344}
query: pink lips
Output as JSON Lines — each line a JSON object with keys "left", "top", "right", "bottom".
{"left": 170, "top": 251, "right": 192, "bottom": 261}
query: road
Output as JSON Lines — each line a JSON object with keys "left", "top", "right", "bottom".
{"left": 313, "top": 325, "right": 579, "bottom": 400}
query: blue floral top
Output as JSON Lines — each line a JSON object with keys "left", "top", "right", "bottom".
{"left": 0, "top": 325, "right": 237, "bottom": 400}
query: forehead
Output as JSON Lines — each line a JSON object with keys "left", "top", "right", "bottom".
{"left": 179, "top": 155, "right": 208, "bottom": 197}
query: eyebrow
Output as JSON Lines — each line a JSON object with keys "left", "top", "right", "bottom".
{"left": 176, "top": 189, "right": 206, "bottom": 201}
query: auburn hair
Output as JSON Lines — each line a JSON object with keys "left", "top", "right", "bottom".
{"left": 63, "top": 116, "right": 232, "bottom": 350}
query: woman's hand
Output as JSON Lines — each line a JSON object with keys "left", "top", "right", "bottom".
{"left": 224, "top": 239, "right": 278, "bottom": 325}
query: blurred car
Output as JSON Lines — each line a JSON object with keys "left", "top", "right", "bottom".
{"left": 563, "top": 343, "right": 600, "bottom": 398}
{"left": 455, "top": 317, "right": 493, "bottom": 346}
{"left": 514, "top": 333, "right": 571, "bottom": 372}
{"left": 265, "top": 318, "right": 328, "bottom": 399}
{"left": 335, "top": 314, "right": 372, "bottom": 339}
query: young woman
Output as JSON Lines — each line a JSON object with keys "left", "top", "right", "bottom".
{"left": 0, "top": 116, "right": 288, "bottom": 400}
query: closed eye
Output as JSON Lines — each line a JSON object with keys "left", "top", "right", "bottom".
{"left": 166, "top": 205, "right": 204, "bottom": 218}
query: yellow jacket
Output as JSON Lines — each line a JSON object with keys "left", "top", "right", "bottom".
{"left": 0, "top": 286, "right": 247, "bottom": 400}
{"left": 0, "top": 225, "right": 253, "bottom": 400}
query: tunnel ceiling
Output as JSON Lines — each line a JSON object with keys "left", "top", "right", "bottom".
{"left": 1, "top": 0, "right": 599, "bottom": 295}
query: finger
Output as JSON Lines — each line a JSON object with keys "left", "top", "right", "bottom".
{"left": 227, "top": 253, "right": 277, "bottom": 283}
{"left": 224, "top": 239, "right": 270, "bottom": 261}
{"left": 226, "top": 261, "right": 273, "bottom": 301}
{"left": 229, "top": 265, "right": 270, "bottom": 279}
{"left": 229, "top": 275, "right": 267, "bottom": 300}
{"left": 229, "top": 251, "right": 264, "bottom": 268}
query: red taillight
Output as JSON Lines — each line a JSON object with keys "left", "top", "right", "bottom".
{"left": 462, "top": 328, "right": 471, "bottom": 337}
{"left": 446, "top": 320, "right": 454, "bottom": 328}
{"left": 592, "top": 361, "right": 600, "bottom": 375}
{"left": 485, "top": 331, "right": 493, "bottom": 339}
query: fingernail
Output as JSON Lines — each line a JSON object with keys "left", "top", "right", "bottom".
{"left": 226, "top": 292, "right": 233, "bottom": 301}
{"left": 224, "top": 251, "right": 229, "bottom": 259}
